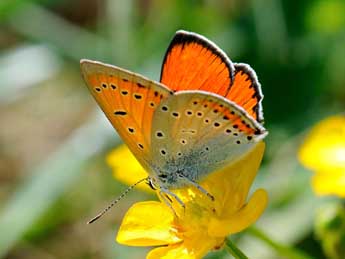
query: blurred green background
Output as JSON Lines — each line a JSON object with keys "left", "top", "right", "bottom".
{"left": 0, "top": 0, "right": 344, "bottom": 258}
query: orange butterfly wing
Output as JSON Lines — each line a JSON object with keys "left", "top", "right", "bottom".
{"left": 81, "top": 59, "right": 173, "bottom": 170}
{"left": 160, "top": 30, "right": 264, "bottom": 123}
{"left": 225, "top": 63, "right": 264, "bottom": 123}
{"left": 160, "top": 30, "right": 234, "bottom": 96}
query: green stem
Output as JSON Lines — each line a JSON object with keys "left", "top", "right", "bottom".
{"left": 247, "top": 226, "right": 315, "bottom": 259}
{"left": 225, "top": 237, "right": 249, "bottom": 259}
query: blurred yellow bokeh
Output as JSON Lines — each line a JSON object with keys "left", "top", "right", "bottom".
{"left": 107, "top": 145, "right": 153, "bottom": 192}
{"left": 299, "top": 115, "right": 345, "bottom": 197}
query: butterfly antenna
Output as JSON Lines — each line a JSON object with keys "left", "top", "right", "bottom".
{"left": 87, "top": 177, "right": 149, "bottom": 224}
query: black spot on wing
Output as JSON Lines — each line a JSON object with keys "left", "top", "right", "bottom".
{"left": 114, "top": 111, "right": 127, "bottom": 116}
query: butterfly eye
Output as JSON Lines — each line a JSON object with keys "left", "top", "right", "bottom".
{"left": 148, "top": 179, "right": 157, "bottom": 190}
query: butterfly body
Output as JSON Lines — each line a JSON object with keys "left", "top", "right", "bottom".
{"left": 81, "top": 30, "right": 267, "bottom": 194}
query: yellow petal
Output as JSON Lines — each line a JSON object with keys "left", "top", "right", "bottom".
{"left": 312, "top": 170, "right": 345, "bottom": 197}
{"left": 208, "top": 189, "right": 268, "bottom": 237}
{"left": 201, "top": 141, "right": 266, "bottom": 215}
{"left": 147, "top": 245, "right": 193, "bottom": 259}
{"left": 116, "top": 201, "right": 182, "bottom": 246}
{"left": 299, "top": 115, "right": 345, "bottom": 172}
{"left": 147, "top": 233, "right": 221, "bottom": 259}
{"left": 107, "top": 145, "right": 152, "bottom": 192}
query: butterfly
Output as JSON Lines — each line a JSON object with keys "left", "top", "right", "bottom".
{"left": 81, "top": 30, "right": 268, "bottom": 219}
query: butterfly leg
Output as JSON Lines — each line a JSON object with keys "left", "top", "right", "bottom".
{"left": 158, "top": 191, "right": 177, "bottom": 217}
{"left": 178, "top": 174, "right": 215, "bottom": 201}
{"left": 161, "top": 188, "right": 185, "bottom": 209}
{"left": 158, "top": 190, "right": 185, "bottom": 217}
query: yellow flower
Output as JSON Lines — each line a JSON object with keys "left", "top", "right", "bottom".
{"left": 107, "top": 145, "right": 153, "bottom": 192}
{"left": 114, "top": 142, "right": 268, "bottom": 259}
{"left": 299, "top": 115, "right": 345, "bottom": 197}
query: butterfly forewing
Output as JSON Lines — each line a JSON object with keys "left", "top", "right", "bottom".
{"left": 81, "top": 59, "right": 172, "bottom": 170}
{"left": 160, "top": 30, "right": 264, "bottom": 123}
{"left": 151, "top": 91, "right": 267, "bottom": 182}
{"left": 160, "top": 30, "right": 234, "bottom": 96}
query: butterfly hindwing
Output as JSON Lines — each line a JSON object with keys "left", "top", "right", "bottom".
{"left": 150, "top": 91, "right": 267, "bottom": 182}
{"left": 81, "top": 59, "right": 173, "bottom": 170}
{"left": 226, "top": 63, "right": 264, "bottom": 123}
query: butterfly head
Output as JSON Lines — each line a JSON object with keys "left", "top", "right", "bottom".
{"left": 149, "top": 160, "right": 199, "bottom": 190}
{"left": 148, "top": 172, "right": 181, "bottom": 190}
{"left": 147, "top": 177, "right": 158, "bottom": 190}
